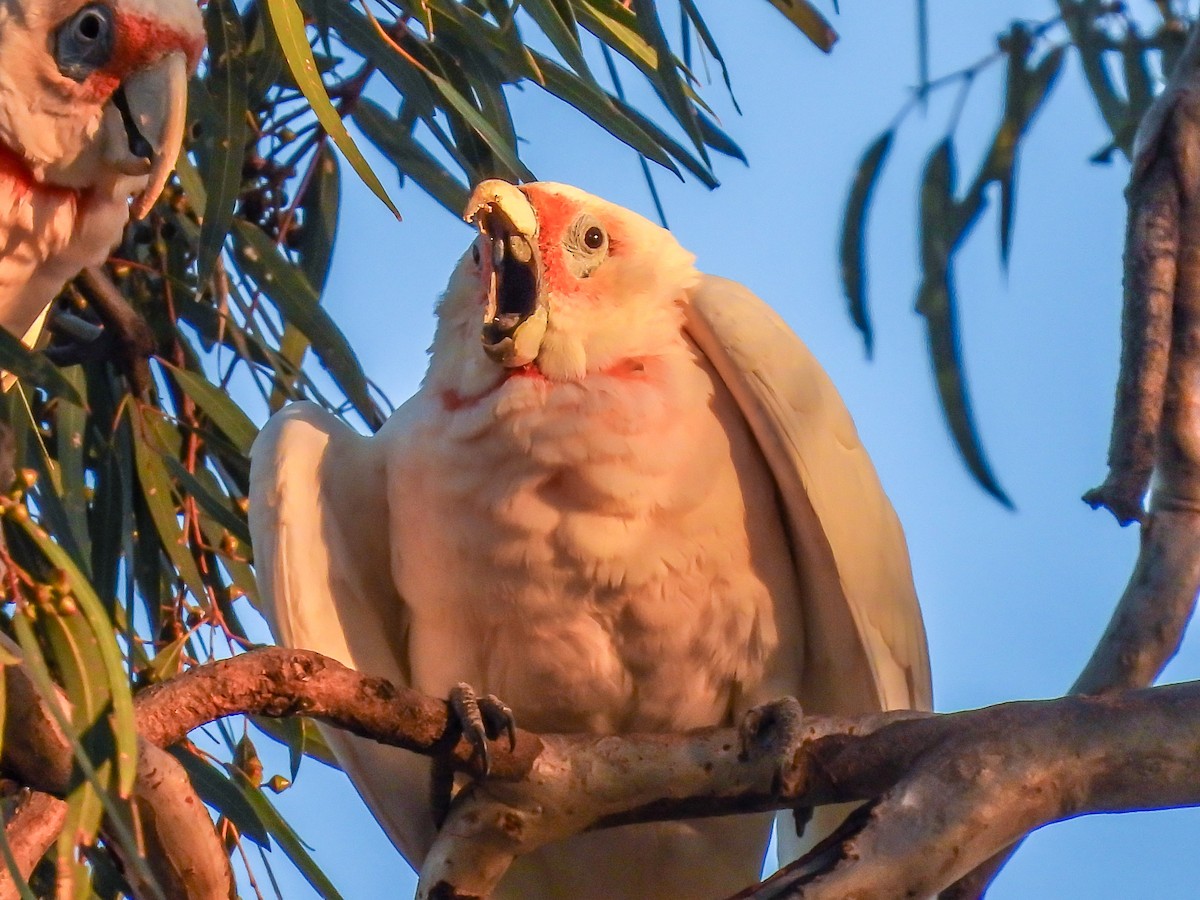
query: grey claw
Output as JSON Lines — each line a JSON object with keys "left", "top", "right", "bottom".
{"left": 450, "top": 682, "right": 492, "bottom": 774}
{"left": 449, "top": 683, "right": 518, "bottom": 776}
{"left": 481, "top": 693, "right": 517, "bottom": 752}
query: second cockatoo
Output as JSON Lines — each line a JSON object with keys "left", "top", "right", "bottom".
{"left": 249, "top": 180, "right": 932, "bottom": 899}
{"left": 0, "top": 0, "right": 203, "bottom": 353}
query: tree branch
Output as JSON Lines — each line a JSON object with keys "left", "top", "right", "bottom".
{"left": 69, "top": 648, "right": 1200, "bottom": 899}
{"left": 0, "top": 790, "right": 65, "bottom": 900}
{"left": 943, "top": 17, "right": 1200, "bottom": 900}
{"left": 0, "top": 640, "right": 234, "bottom": 900}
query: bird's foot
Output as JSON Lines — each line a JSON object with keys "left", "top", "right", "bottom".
{"left": 431, "top": 684, "right": 517, "bottom": 828}
{"left": 449, "top": 682, "right": 517, "bottom": 777}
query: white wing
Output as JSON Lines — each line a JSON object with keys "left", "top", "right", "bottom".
{"left": 684, "top": 275, "right": 932, "bottom": 716}
{"left": 248, "top": 400, "right": 436, "bottom": 863}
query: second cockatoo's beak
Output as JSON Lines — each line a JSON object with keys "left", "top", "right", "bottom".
{"left": 464, "top": 180, "right": 548, "bottom": 368}
{"left": 104, "top": 51, "right": 190, "bottom": 219}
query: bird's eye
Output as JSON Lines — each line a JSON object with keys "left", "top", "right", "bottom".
{"left": 54, "top": 4, "right": 115, "bottom": 82}
{"left": 564, "top": 215, "right": 609, "bottom": 278}
{"left": 471, "top": 241, "right": 481, "bottom": 266}
{"left": 583, "top": 226, "right": 604, "bottom": 250}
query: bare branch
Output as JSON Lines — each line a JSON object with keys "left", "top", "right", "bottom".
{"left": 111, "top": 648, "right": 1200, "bottom": 899}
{"left": 735, "top": 684, "right": 1200, "bottom": 899}
{"left": 945, "top": 19, "right": 1200, "bottom": 900}
{"left": 0, "top": 790, "right": 65, "bottom": 899}
{"left": 121, "top": 741, "right": 235, "bottom": 900}
{"left": 133, "top": 648, "right": 544, "bottom": 780}
{"left": 0, "top": 640, "right": 233, "bottom": 900}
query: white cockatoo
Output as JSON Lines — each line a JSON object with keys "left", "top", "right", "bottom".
{"left": 249, "top": 180, "right": 932, "bottom": 899}
{"left": 0, "top": 0, "right": 203, "bottom": 351}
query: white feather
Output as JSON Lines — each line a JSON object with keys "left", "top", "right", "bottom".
{"left": 249, "top": 182, "right": 931, "bottom": 898}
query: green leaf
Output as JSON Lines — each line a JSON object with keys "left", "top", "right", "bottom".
{"left": 235, "top": 776, "right": 346, "bottom": 899}
{"left": 194, "top": 506, "right": 260, "bottom": 610}
{"left": 232, "top": 220, "right": 383, "bottom": 429}
{"left": 986, "top": 45, "right": 1064, "bottom": 268}
{"left": 270, "top": 144, "right": 343, "bottom": 412}
{"left": 764, "top": 0, "right": 839, "bottom": 52}
{"left": 696, "top": 111, "right": 746, "bottom": 163}
{"left": 8, "top": 614, "right": 155, "bottom": 893}
{"left": 170, "top": 748, "right": 271, "bottom": 847}
{"left": 679, "top": 0, "right": 739, "bottom": 110}
{"left": 263, "top": 0, "right": 400, "bottom": 218}
{"left": 839, "top": 130, "right": 893, "bottom": 358}
{"left": 576, "top": 0, "right": 657, "bottom": 73}
{"left": 54, "top": 368, "right": 92, "bottom": 565}
{"left": 130, "top": 406, "right": 210, "bottom": 605}
{"left": 424, "top": 68, "right": 535, "bottom": 182}
{"left": 161, "top": 455, "right": 251, "bottom": 545}
{"left": 917, "top": 139, "right": 1011, "bottom": 507}
{"left": 42, "top": 604, "right": 110, "bottom": 888}
{"left": 0, "top": 331, "right": 85, "bottom": 407}
{"left": 251, "top": 716, "right": 341, "bottom": 777}
{"left": 630, "top": 0, "right": 708, "bottom": 163}
{"left": 523, "top": 0, "right": 593, "bottom": 81}
{"left": 198, "top": 0, "right": 250, "bottom": 283}
{"left": 165, "top": 364, "right": 258, "bottom": 456}
{"left": 297, "top": 143, "right": 341, "bottom": 297}
{"left": 10, "top": 512, "right": 139, "bottom": 798}
{"left": 352, "top": 100, "right": 470, "bottom": 214}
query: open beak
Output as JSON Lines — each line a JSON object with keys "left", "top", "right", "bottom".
{"left": 464, "top": 180, "right": 548, "bottom": 368}
{"left": 105, "top": 52, "right": 190, "bottom": 219}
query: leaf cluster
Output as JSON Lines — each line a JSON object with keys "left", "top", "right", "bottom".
{"left": 0, "top": 0, "right": 835, "bottom": 895}
{"left": 841, "top": 1, "right": 1192, "bottom": 504}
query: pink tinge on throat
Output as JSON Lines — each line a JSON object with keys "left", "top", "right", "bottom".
{"left": 440, "top": 358, "right": 647, "bottom": 412}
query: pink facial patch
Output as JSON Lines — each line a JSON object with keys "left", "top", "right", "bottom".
{"left": 77, "top": 12, "right": 204, "bottom": 102}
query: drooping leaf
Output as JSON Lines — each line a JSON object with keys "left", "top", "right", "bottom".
{"left": 916, "top": 140, "right": 1012, "bottom": 507}
{"left": 839, "top": 129, "right": 893, "bottom": 357}
{"left": 679, "top": 0, "right": 740, "bottom": 111}
{"left": 0, "top": 332, "right": 85, "bottom": 407}
{"left": 985, "top": 45, "right": 1065, "bottom": 268}
{"left": 233, "top": 775, "right": 346, "bottom": 900}
{"left": 630, "top": 0, "right": 709, "bottom": 163}
{"left": 198, "top": 0, "right": 250, "bottom": 283}
{"left": 523, "top": 0, "right": 593, "bottom": 80}
{"left": 129, "top": 406, "right": 210, "bottom": 606}
{"left": 10, "top": 508, "right": 140, "bottom": 798}
{"left": 170, "top": 748, "right": 272, "bottom": 847}
{"left": 165, "top": 364, "right": 259, "bottom": 456}
{"left": 764, "top": 0, "right": 838, "bottom": 52}
{"left": 263, "top": 0, "right": 400, "bottom": 217}
{"left": 252, "top": 716, "right": 341, "bottom": 778}
{"left": 352, "top": 100, "right": 471, "bottom": 213}
{"left": 7, "top": 612, "right": 154, "bottom": 892}
{"left": 232, "top": 220, "right": 383, "bottom": 429}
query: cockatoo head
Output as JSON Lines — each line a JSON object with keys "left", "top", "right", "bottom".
{"left": 429, "top": 180, "right": 699, "bottom": 398}
{"left": 0, "top": 0, "right": 203, "bottom": 215}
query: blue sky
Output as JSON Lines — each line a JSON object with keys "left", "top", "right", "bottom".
{"left": 238, "top": 2, "right": 1200, "bottom": 896}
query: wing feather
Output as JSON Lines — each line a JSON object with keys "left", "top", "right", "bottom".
{"left": 248, "top": 400, "right": 436, "bottom": 862}
{"left": 685, "top": 275, "right": 932, "bottom": 715}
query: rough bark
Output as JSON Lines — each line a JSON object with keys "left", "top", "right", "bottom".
{"left": 59, "top": 648, "right": 1200, "bottom": 899}
{"left": 944, "top": 16, "right": 1200, "bottom": 900}
{"left": 0, "top": 790, "right": 65, "bottom": 900}
{"left": 0, "top": 639, "right": 234, "bottom": 900}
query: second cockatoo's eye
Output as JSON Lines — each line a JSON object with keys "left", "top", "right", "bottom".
{"left": 54, "top": 3, "right": 115, "bottom": 82}
{"left": 563, "top": 214, "right": 608, "bottom": 278}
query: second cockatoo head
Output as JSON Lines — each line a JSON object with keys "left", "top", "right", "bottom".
{"left": 0, "top": 0, "right": 203, "bottom": 215}
{"left": 429, "top": 180, "right": 700, "bottom": 398}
